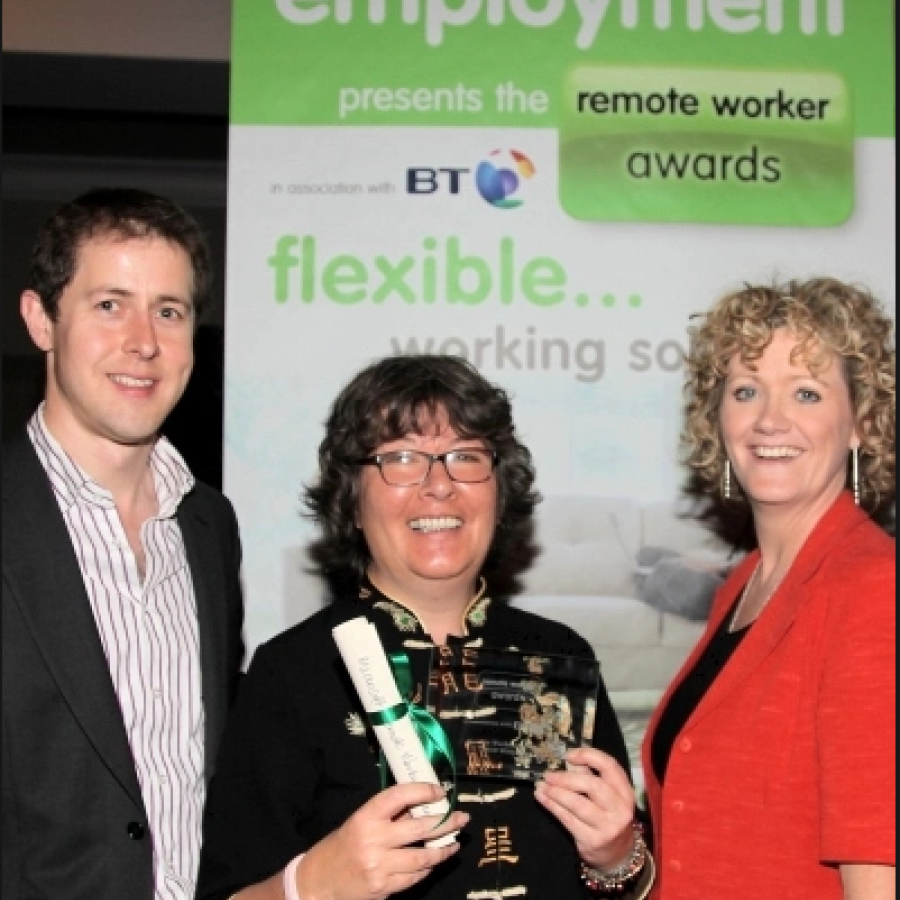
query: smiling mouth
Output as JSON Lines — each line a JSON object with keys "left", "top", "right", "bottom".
{"left": 753, "top": 446, "right": 802, "bottom": 459}
{"left": 408, "top": 517, "right": 463, "bottom": 533}
{"left": 110, "top": 375, "right": 155, "bottom": 388}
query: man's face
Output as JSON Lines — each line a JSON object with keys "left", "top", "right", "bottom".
{"left": 21, "top": 234, "right": 196, "bottom": 452}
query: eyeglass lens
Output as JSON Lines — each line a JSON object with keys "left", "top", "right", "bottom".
{"left": 378, "top": 449, "right": 494, "bottom": 485}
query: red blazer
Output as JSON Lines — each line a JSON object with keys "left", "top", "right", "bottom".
{"left": 642, "top": 492, "right": 895, "bottom": 900}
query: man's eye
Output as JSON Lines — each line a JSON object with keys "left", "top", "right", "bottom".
{"left": 159, "top": 307, "right": 183, "bottom": 320}
{"left": 97, "top": 299, "right": 117, "bottom": 311}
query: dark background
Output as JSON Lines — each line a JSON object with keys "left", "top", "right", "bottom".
{"left": 2, "top": 52, "right": 230, "bottom": 487}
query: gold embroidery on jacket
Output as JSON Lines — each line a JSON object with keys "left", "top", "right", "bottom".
{"left": 464, "top": 740, "right": 505, "bottom": 776}
{"left": 479, "top": 826, "right": 519, "bottom": 866}
{"left": 344, "top": 713, "right": 366, "bottom": 736}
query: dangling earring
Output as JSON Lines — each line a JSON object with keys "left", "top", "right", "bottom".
{"left": 851, "top": 446, "right": 860, "bottom": 505}
{"left": 723, "top": 459, "right": 732, "bottom": 500}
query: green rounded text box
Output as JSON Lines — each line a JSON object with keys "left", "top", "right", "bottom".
{"left": 559, "top": 66, "right": 852, "bottom": 226}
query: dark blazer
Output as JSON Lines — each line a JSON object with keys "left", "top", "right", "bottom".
{"left": 1, "top": 430, "right": 245, "bottom": 900}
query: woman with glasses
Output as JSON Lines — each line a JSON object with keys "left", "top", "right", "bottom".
{"left": 196, "top": 355, "right": 654, "bottom": 900}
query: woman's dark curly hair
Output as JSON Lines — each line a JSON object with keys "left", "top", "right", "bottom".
{"left": 304, "top": 355, "right": 540, "bottom": 585}
{"left": 684, "top": 277, "right": 895, "bottom": 513}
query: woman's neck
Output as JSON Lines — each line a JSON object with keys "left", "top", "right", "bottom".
{"left": 750, "top": 490, "right": 843, "bottom": 575}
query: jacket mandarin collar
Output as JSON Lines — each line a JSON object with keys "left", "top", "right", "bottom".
{"left": 357, "top": 575, "right": 492, "bottom": 644}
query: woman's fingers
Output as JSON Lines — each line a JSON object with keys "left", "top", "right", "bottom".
{"left": 369, "top": 781, "right": 450, "bottom": 822}
{"left": 533, "top": 749, "right": 636, "bottom": 870}
{"left": 563, "top": 747, "right": 635, "bottom": 801}
{"left": 373, "top": 783, "right": 468, "bottom": 848}
{"left": 297, "top": 783, "right": 468, "bottom": 900}
{"left": 544, "top": 749, "right": 635, "bottom": 813}
{"left": 392, "top": 808, "right": 470, "bottom": 852}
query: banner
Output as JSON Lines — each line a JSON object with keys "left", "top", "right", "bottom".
{"left": 226, "top": 1, "right": 894, "bottom": 787}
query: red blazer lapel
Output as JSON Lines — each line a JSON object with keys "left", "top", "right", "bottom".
{"left": 675, "top": 493, "right": 866, "bottom": 733}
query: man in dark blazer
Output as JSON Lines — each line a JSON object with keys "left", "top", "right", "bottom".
{"left": 2, "top": 188, "right": 245, "bottom": 900}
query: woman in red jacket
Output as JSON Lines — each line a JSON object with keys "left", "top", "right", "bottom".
{"left": 642, "top": 277, "right": 895, "bottom": 899}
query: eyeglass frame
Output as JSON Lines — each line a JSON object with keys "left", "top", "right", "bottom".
{"left": 355, "top": 447, "right": 498, "bottom": 486}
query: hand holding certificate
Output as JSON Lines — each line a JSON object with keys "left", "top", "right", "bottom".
{"left": 333, "top": 616, "right": 458, "bottom": 849}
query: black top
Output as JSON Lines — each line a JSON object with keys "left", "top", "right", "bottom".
{"left": 196, "top": 580, "right": 632, "bottom": 900}
{"left": 650, "top": 600, "right": 749, "bottom": 784}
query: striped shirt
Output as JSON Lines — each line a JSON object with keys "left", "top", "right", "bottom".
{"left": 29, "top": 407, "right": 205, "bottom": 900}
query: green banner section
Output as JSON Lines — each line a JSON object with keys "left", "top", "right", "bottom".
{"left": 232, "top": 1, "right": 893, "bottom": 136}
{"left": 559, "top": 66, "right": 852, "bottom": 225}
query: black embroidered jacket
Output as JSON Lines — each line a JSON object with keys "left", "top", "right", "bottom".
{"left": 196, "top": 581, "right": 632, "bottom": 900}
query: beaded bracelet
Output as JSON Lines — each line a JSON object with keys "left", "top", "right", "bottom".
{"left": 579, "top": 822, "right": 647, "bottom": 894}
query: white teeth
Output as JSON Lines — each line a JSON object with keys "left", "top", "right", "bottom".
{"left": 754, "top": 446, "right": 801, "bottom": 459}
{"left": 409, "top": 517, "right": 462, "bottom": 533}
{"left": 111, "top": 375, "right": 154, "bottom": 387}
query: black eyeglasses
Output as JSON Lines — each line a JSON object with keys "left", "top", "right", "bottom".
{"left": 357, "top": 448, "right": 497, "bottom": 486}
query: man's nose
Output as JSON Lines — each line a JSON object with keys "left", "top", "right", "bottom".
{"left": 123, "top": 312, "right": 160, "bottom": 360}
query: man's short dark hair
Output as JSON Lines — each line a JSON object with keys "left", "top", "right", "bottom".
{"left": 28, "top": 187, "right": 214, "bottom": 322}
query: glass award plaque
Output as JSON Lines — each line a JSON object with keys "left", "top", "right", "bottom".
{"left": 427, "top": 645, "right": 601, "bottom": 782}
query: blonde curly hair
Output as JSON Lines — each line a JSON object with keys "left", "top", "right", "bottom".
{"left": 683, "top": 277, "right": 895, "bottom": 511}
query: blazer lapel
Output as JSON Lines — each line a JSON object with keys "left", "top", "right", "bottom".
{"left": 178, "top": 494, "right": 226, "bottom": 781}
{"left": 2, "top": 434, "right": 144, "bottom": 809}
{"left": 685, "top": 493, "right": 864, "bottom": 730}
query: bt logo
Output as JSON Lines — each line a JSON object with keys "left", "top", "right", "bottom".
{"left": 475, "top": 149, "right": 536, "bottom": 208}
{"left": 406, "top": 149, "right": 536, "bottom": 208}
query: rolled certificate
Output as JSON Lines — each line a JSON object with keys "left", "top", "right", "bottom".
{"left": 333, "top": 616, "right": 456, "bottom": 848}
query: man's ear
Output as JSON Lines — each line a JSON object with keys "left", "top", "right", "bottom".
{"left": 20, "top": 290, "right": 54, "bottom": 352}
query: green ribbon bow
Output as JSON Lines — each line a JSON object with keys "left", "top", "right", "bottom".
{"left": 369, "top": 651, "right": 457, "bottom": 824}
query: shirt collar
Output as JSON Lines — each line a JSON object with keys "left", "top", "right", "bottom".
{"left": 28, "top": 404, "right": 195, "bottom": 515}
